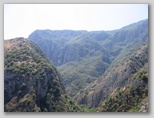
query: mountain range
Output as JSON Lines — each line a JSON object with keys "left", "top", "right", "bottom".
{"left": 28, "top": 19, "right": 148, "bottom": 98}
{"left": 4, "top": 19, "right": 148, "bottom": 112}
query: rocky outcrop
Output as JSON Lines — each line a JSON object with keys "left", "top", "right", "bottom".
{"left": 4, "top": 38, "right": 81, "bottom": 112}
{"left": 139, "top": 97, "right": 148, "bottom": 112}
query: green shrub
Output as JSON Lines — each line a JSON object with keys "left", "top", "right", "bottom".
{"left": 21, "top": 83, "right": 27, "bottom": 90}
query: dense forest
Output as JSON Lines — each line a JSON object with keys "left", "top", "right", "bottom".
{"left": 4, "top": 19, "right": 148, "bottom": 112}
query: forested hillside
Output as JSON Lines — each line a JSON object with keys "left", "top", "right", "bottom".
{"left": 4, "top": 19, "right": 148, "bottom": 112}
{"left": 75, "top": 43, "right": 148, "bottom": 112}
{"left": 28, "top": 19, "right": 148, "bottom": 98}
{"left": 4, "top": 38, "right": 83, "bottom": 112}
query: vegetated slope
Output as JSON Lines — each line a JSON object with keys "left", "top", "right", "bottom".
{"left": 28, "top": 19, "right": 148, "bottom": 97}
{"left": 28, "top": 30, "right": 112, "bottom": 96}
{"left": 74, "top": 42, "right": 148, "bottom": 112}
{"left": 4, "top": 38, "right": 82, "bottom": 112}
{"left": 97, "top": 62, "right": 148, "bottom": 112}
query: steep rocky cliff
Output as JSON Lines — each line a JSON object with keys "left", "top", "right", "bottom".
{"left": 74, "top": 43, "right": 148, "bottom": 112}
{"left": 4, "top": 38, "right": 82, "bottom": 112}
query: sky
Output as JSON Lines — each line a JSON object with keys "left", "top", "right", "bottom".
{"left": 4, "top": 4, "right": 148, "bottom": 39}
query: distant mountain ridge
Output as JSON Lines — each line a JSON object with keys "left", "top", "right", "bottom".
{"left": 28, "top": 30, "right": 113, "bottom": 96}
{"left": 4, "top": 19, "right": 148, "bottom": 112}
{"left": 28, "top": 19, "right": 148, "bottom": 99}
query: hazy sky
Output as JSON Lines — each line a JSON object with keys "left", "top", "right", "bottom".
{"left": 4, "top": 4, "right": 148, "bottom": 39}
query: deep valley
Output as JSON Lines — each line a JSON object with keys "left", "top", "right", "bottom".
{"left": 4, "top": 19, "right": 148, "bottom": 112}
